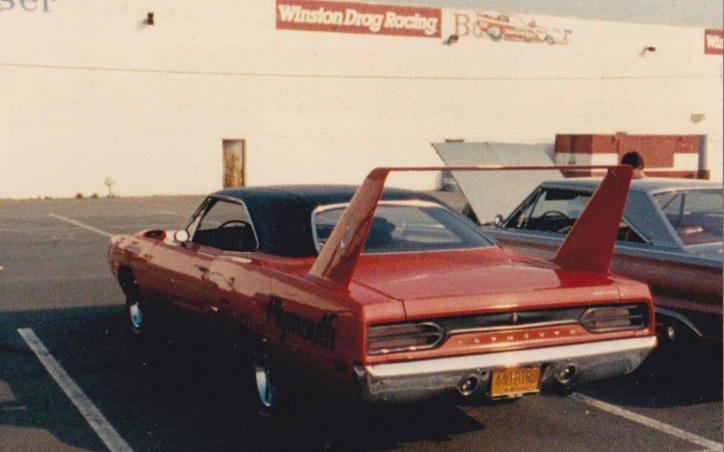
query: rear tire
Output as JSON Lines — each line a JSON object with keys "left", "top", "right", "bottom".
{"left": 253, "top": 362, "right": 277, "bottom": 417}
{"left": 248, "top": 342, "right": 283, "bottom": 421}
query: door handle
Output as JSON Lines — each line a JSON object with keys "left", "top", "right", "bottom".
{"left": 195, "top": 265, "right": 209, "bottom": 273}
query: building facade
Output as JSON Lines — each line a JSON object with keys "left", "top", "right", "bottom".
{"left": 1, "top": 0, "right": 722, "bottom": 198}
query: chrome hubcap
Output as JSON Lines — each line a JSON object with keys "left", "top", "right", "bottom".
{"left": 254, "top": 365, "right": 275, "bottom": 408}
{"left": 129, "top": 302, "right": 143, "bottom": 330}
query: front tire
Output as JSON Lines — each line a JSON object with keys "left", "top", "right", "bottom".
{"left": 127, "top": 295, "right": 145, "bottom": 335}
{"left": 123, "top": 282, "right": 151, "bottom": 337}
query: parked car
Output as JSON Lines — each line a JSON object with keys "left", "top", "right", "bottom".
{"left": 108, "top": 166, "right": 656, "bottom": 417}
{"left": 482, "top": 177, "right": 722, "bottom": 350}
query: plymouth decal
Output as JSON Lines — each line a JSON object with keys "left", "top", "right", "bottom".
{"left": 267, "top": 295, "right": 337, "bottom": 349}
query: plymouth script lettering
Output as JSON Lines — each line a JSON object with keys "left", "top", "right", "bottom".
{"left": 266, "top": 295, "right": 337, "bottom": 349}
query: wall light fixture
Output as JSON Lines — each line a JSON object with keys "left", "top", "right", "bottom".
{"left": 443, "top": 34, "right": 459, "bottom": 45}
{"left": 144, "top": 12, "right": 155, "bottom": 26}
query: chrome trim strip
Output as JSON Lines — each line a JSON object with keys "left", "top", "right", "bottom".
{"left": 364, "top": 336, "right": 657, "bottom": 378}
{"left": 448, "top": 319, "right": 575, "bottom": 335}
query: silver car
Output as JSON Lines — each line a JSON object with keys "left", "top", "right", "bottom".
{"left": 482, "top": 177, "right": 722, "bottom": 349}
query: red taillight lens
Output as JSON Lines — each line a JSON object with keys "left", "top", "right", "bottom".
{"left": 367, "top": 322, "right": 444, "bottom": 355}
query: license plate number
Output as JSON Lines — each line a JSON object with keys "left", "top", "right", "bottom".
{"left": 490, "top": 366, "right": 541, "bottom": 398}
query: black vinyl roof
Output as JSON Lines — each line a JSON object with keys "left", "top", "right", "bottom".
{"left": 210, "top": 185, "right": 443, "bottom": 257}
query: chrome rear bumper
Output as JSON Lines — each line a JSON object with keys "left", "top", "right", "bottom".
{"left": 354, "top": 336, "right": 657, "bottom": 403}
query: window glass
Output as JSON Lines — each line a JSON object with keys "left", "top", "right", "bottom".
{"left": 191, "top": 199, "right": 257, "bottom": 251}
{"left": 505, "top": 188, "right": 645, "bottom": 243}
{"left": 653, "top": 189, "right": 723, "bottom": 245}
{"left": 507, "top": 188, "right": 589, "bottom": 233}
{"left": 314, "top": 201, "right": 492, "bottom": 254}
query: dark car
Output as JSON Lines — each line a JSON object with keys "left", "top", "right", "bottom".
{"left": 482, "top": 177, "right": 722, "bottom": 350}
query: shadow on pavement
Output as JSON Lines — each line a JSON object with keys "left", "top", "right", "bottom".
{"left": 577, "top": 340, "right": 722, "bottom": 409}
{"left": 1, "top": 304, "right": 720, "bottom": 451}
{"left": 0, "top": 305, "right": 484, "bottom": 451}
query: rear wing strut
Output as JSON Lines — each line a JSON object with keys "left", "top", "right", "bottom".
{"left": 307, "top": 165, "right": 633, "bottom": 290}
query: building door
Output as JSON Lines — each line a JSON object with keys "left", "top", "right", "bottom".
{"left": 223, "top": 139, "right": 246, "bottom": 188}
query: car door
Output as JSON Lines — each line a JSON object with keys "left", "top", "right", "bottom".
{"left": 146, "top": 196, "right": 252, "bottom": 315}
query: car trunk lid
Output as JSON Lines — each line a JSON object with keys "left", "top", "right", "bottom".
{"left": 352, "top": 247, "right": 622, "bottom": 320}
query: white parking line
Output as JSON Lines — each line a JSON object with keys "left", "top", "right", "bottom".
{"left": 48, "top": 213, "right": 114, "bottom": 237}
{"left": 571, "top": 392, "right": 723, "bottom": 451}
{"left": 17, "top": 328, "right": 134, "bottom": 452}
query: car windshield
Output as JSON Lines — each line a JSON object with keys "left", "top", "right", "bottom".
{"left": 653, "top": 189, "right": 723, "bottom": 246}
{"left": 313, "top": 201, "right": 493, "bottom": 254}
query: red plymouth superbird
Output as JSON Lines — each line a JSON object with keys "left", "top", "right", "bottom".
{"left": 108, "top": 166, "right": 656, "bottom": 417}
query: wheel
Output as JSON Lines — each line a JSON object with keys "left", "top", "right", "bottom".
{"left": 128, "top": 297, "right": 143, "bottom": 334}
{"left": 253, "top": 361, "right": 277, "bottom": 417}
{"left": 540, "top": 210, "right": 570, "bottom": 219}
{"left": 217, "top": 219, "right": 247, "bottom": 229}
{"left": 126, "top": 296, "right": 146, "bottom": 336}
{"left": 248, "top": 343, "right": 283, "bottom": 420}
{"left": 487, "top": 27, "right": 503, "bottom": 41}
{"left": 125, "top": 288, "right": 149, "bottom": 336}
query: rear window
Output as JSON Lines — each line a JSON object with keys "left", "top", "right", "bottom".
{"left": 653, "top": 189, "right": 723, "bottom": 245}
{"left": 313, "top": 201, "right": 493, "bottom": 254}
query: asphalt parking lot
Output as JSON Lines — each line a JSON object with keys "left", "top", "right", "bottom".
{"left": 0, "top": 195, "right": 721, "bottom": 452}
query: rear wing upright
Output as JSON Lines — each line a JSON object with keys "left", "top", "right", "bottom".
{"left": 307, "top": 165, "right": 633, "bottom": 290}
{"left": 553, "top": 165, "right": 633, "bottom": 273}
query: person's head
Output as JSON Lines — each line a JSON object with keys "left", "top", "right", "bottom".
{"left": 621, "top": 152, "right": 645, "bottom": 179}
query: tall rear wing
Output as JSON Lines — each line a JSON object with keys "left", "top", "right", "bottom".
{"left": 307, "top": 165, "right": 633, "bottom": 290}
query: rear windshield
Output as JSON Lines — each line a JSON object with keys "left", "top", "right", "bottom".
{"left": 653, "top": 189, "right": 723, "bottom": 246}
{"left": 313, "top": 201, "right": 493, "bottom": 254}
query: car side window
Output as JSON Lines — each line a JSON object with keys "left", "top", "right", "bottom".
{"left": 191, "top": 199, "right": 258, "bottom": 252}
{"left": 654, "top": 189, "right": 723, "bottom": 245}
{"left": 506, "top": 188, "right": 645, "bottom": 243}
{"left": 506, "top": 188, "right": 587, "bottom": 233}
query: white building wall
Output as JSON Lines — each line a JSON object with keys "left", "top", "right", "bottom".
{"left": 1, "top": 0, "right": 721, "bottom": 198}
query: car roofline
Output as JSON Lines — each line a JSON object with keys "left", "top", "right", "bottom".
{"left": 539, "top": 177, "right": 721, "bottom": 194}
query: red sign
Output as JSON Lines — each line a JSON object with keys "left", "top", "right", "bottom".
{"left": 704, "top": 29, "right": 723, "bottom": 55}
{"left": 276, "top": 0, "right": 441, "bottom": 38}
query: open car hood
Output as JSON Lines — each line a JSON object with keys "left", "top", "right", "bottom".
{"left": 433, "top": 141, "right": 564, "bottom": 223}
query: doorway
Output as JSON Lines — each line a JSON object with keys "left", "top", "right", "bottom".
{"left": 222, "top": 139, "right": 246, "bottom": 188}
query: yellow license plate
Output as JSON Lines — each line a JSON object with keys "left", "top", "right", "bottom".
{"left": 490, "top": 366, "right": 541, "bottom": 398}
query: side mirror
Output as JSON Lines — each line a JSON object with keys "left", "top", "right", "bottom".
{"left": 493, "top": 215, "right": 505, "bottom": 227}
{"left": 174, "top": 230, "right": 190, "bottom": 243}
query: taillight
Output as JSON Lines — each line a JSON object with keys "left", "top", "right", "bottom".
{"left": 580, "top": 304, "right": 647, "bottom": 332}
{"left": 367, "top": 322, "right": 444, "bottom": 355}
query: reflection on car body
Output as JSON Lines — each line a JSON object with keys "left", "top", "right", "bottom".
{"left": 108, "top": 166, "right": 656, "bottom": 418}
{"left": 483, "top": 177, "right": 723, "bottom": 348}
